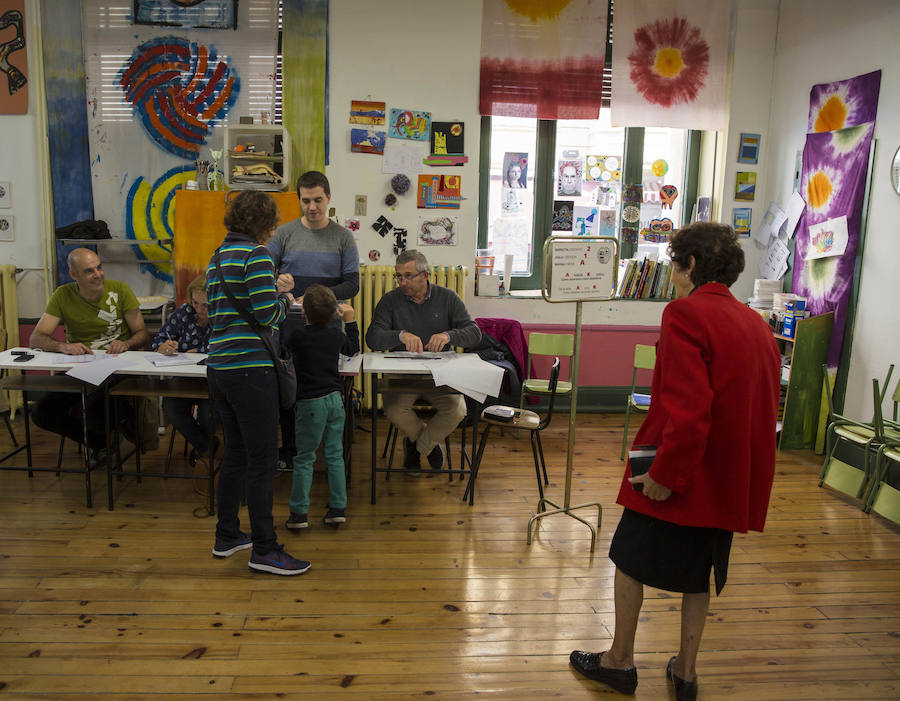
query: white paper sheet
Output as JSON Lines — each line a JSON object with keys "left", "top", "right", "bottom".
{"left": 52, "top": 353, "right": 95, "bottom": 364}
{"left": 382, "top": 140, "right": 426, "bottom": 175}
{"left": 759, "top": 237, "right": 791, "bottom": 280}
{"left": 429, "top": 355, "right": 503, "bottom": 401}
{"left": 65, "top": 355, "right": 138, "bottom": 385}
{"left": 754, "top": 203, "right": 787, "bottom": 245}
{"left": 782, "top": 191, "right": 805, "bottom": 239}
{"left": 148, "top": 354, "right": 202, "bottom": 368}
{"left": 805, "top": 215, "right": 848, "bottom": 260}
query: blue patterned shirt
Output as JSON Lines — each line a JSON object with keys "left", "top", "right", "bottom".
{"left": 151, "top": 303, "right": 212, "bottom": 353}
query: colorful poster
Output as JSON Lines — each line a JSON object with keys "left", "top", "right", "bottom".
{"left": 430, "top": 121, "right": 465, "bottom": 155}
{"left": 503, "top": 152, "right": 528, "bottom": 189}
{"left": 418, "top": 216, "right": 458, "bottom": 246}
{"left": 733, "top": 207, "right": 751, "bottom": 235}
{"left": 480, "top": 0, "right": 609, "bottom": 119}
{"left": 738, "top": 133, "right": 761, "bottom": 164}
{"left": 0, "top": 0, "right": 27, "bottom": 114}
{"left": 611, "top": 0, "right": 730, "bottom": 130}
{"left": 389, "top": 108, "right": 431, "bottom": 141}
{"left": 585, "top": 155, "right": 621, "bottom": 182}
{"left": 552, "top": 200, "right": 573, "bottom": 232}
{"left": 350, "top": 100, "right": 385, "bottom": 125}
{"left": 417, "top": 174, "right": 462, "bottom": 209}
{"left": 735, "top": 172, "right": 756, "bottom": 201}
{"left": 350, "top": 128, "right": 386, "bottom": 155}
{"left": 557, "top": 160, "right": 583, "bottom": 196}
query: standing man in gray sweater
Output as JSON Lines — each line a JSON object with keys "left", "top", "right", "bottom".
{"left": 365, "top": 250, "right": 481, "bottom": 472}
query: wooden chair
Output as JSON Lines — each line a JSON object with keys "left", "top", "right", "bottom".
{"left": 864, "top": 378, "right": 900, "bottom": 522}
{"left": 819, "top": 364, "right": 895, "bottom": 501}
{"left": 620, "top": 344, "right": 656, "bottom": 460}
{"left": 465, "top": 358, "right": 561, "bottom": 506}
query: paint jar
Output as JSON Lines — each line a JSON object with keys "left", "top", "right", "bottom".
{"left": 185, "top": 180, "right": 199, "bottom": 190}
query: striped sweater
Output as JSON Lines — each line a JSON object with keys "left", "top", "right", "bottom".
{"left": 206, "top": 232, "right": 290, "bottom": 370}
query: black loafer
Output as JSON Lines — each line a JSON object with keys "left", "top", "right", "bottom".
{"left": 403, "top": 438, "right": 421, "bottom": 474}
{"left": 666, "top": 656, "right": 698, "bottom": 701}
{"left": 569, "top": 650, "right": 638, "bottom": 694}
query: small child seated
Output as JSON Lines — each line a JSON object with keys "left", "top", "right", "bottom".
{"left": 281, "top": 285, "right": 360, "bottom": 529}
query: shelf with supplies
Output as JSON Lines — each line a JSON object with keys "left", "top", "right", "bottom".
{"left": 774, "top": 311, "right": 833, "bottom": 450}
{"left": 223, "top": 124, "right": 291, "bottom": 191}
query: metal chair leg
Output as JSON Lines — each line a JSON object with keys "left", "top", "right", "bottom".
{"left": 463, "top": 424, "right": 492, "bottom": 505}
{"left": 620, "top": 400, "right": 632, "bottom": 460}
{"left": 530, "top": 430, "right": 546, "bottom": 505}
{"left": 56, "top": 435, "right": 65, "bottom": 477}
{"left": 535, "top": 430, "right": 549, "bottom": 485}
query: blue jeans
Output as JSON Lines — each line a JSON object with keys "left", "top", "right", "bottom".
{"left": 290, "top": 391, "right": 347, "bottom": 515}
{"left": 162, "top": 397, "right": 211, "bottom": 453}
{"left": 207, "top": 367, "right": 279, "bottom": 555}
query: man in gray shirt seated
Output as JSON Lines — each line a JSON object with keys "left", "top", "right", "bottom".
{"left": 365, "top": 250, "right": 481, "bottom": 472}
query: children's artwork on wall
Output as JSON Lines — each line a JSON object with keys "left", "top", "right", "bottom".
{"left": 573, "top": 206, "right": 599, "bottom": 236}
{"left": 621, "top": 183, "right": 643, "bottom": 243}
{"left": 368, "top": 249, "right": 381, "bottom": 262}
{"left": 502, "top": 152, "right": 528, "bottom": 189}
{"left": 552, "top": 200, "right": 573, "bottom": 231}
{"left": 501, "top": 187, "right": 525, "bottom": 213}
{"left": 806, "top": 215, "right": 849, "bottom": 260}
{"left": 734, "top": 172, "right": 756, "bottom": 201}
{"left": 0, "top": 214, "right": 13, "bottom": 241}
{"left": 429, "top": 121, "right": 465, "bottom": 159}
{"left": 349, "top": 100, "right": 385, "bottom": 125}
{"left": 640, "top": 217, "right": 674, "bottom": 242}
{"left": 389, "top": 108, "right": 431, "bottom": 141}
{"left": 350, "top": 128, "right": 386, "bottom": 155}
{"left": 651, "top": 159, "right": 668, "bottom": 177}
{"left": 660, "top": 184, "right": 678, "bottom": 208}
{"left": 119, "top": 36, "right": 239, "bottom": 159}
{"left": 417, "top": 175, "right": 462, "bottom": 209}
{"left": 372, "top": 215, "right": 393, "bottom": 237}
{"left": 557, "top": 160, "right": 583, "bottom": 196}
{"left": 392, "top": 228, "right": 408, "bottom": 255}
{"left": 0, "top": 1, "right": 27, "bottom": 114}
{"left": 733, "top": 207, "right": 751, "bottom": 235}
{"left": 0, "top": 182, "right": 9, "bottom": 208}
{"left": 696, "top": 196, "right": 711, "bottom": 222}
{"left": 134, "top": 0, "right": 238, "bottom": 29}
{"left": 597, "top": 209, "right": 616, "bottom": 237}
{"left": 737, "top": 133, "right": 761, "bottom": 164}
{"left": 611, "top": 0, "right": 730, "bottom": 130}
{"left": 344, "top": 218, "right": 360, "bottom": 232}
{"left": 418, "top": 216, "right": 457, "bottom": 246}
{"left": 584, "top": 155, "right": 621, "bottom": 182}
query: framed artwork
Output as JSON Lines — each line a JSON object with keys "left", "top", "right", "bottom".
{"left": 738, "top": 133, "right": 761, "bottom": 164}
{"left": 735, "top": 172, "right": 757, "bottom": 201}
{"left": 0, "top": 214, "right": 14, "bottom": 242}
{"left": 733, "top": 207, "right": 752, "bottom": 235}
{"left": 0, "top": 182, "right": 10, "bottom": 208}
{"left": 133, "top": 0, "right": 238, "bottom": 29}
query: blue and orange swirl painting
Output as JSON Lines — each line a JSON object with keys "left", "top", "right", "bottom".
{"left": 119, "top": 36, "right": 239, "bottom": 159}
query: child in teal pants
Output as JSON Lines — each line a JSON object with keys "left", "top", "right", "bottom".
{"left": 280, "top": 285, "right": 360, "bottom": 528}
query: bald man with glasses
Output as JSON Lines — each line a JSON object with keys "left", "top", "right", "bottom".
{"left": 365, "top": 250, "right": 481, "bottom": 473}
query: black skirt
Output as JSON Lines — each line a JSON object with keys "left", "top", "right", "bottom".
{"left": 609, "top": 508, "right": 734, "bottom": 595}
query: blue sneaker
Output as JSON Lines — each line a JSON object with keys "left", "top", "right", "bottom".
{"left": 248, "top": 545, "right": 311, "bottom": 576}
{"left": 212, "top": 531, "right": 252, "bottom": 558}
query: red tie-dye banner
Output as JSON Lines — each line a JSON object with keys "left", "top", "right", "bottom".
{"left": 479, "top": 0, "right": 609, "bottom": 120}
{"left": 611, "top": 0, "right": 730, "bottom": 130}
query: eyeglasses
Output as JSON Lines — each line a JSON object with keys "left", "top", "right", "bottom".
{"left": 393, "top": 271, "right": 425, "bottom": 283}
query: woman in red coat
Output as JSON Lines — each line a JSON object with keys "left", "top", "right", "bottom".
{"left": 570, "top": 223, "right": 781, "bottom": 700}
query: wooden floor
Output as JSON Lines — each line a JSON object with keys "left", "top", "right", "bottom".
{"left": 0, "top": 413, "right": 898, "bottom": 699}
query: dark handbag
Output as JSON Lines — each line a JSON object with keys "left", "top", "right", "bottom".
{"left": 213, "top": 255, "right": 297, "bottom": 410}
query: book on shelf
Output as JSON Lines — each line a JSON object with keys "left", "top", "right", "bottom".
{"left": 615, "top": 257, "right": 674, "bottom": 300}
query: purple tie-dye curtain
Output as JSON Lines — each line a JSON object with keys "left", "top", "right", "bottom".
{"left": 792, "top": 70, "right": 881, "bottom": 366}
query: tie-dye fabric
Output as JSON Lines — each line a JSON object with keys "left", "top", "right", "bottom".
{"left": 792, "top": 123, "right": 874, "bottom": 366}
{"left": 807, "top": 70, "right": 881, "bottom": 133}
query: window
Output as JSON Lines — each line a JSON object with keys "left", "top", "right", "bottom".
{"left": 478, "top": 115, "right": 697, "bottom": 293}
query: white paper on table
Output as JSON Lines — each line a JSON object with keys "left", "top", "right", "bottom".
{"left": 382, "top": 140, "right": 426, "bottom": 175}
{"left": 759, "top": 237, "right": 791, "bottom": 280}
{"left": 52, "top": 353, "right": 95, "bottom": 364}
{"left": 429, "top": 355, "right": 503, "bottom": 401}
{"left": 65, "top": 355, "right": 137, "bottom": 385}
{"left": 754, "top": 203, "right": 786, "bottom": 245}
{"left": 148, "top": 353, "right": 201, "bottom": 368}
{"left": 805, "top": 215, "right": 848, "bottom": 260}
{"left": 782, "top": 191, "right": 805, "bottom": 239}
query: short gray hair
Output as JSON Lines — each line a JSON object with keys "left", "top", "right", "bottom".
{"left": 396, "top": 249, "right": 428, "bottom": 273}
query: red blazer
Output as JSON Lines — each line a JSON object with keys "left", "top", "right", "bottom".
{"left": 617, "top": 283, "right": 781, "bottom": 533}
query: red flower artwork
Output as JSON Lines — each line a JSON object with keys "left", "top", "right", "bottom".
{"left": 628, "top": 17, "right": 709, "bottom": 108}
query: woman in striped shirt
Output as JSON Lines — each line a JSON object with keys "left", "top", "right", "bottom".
{"left": 206, "top": 190, "right": 309, "bottom": 576}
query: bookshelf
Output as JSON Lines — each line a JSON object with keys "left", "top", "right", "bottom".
{"left": 615, "top": 257, "right": 675, "bottom": 300}
{"left": 223, "top": 124, "right": 291, "bottom": 190}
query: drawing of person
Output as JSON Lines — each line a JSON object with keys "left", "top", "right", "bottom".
{"left": 505, "top": 162, "right": 525, "bottom": 189}
{"left": 558, "top": 162, "right": 582, "bottom": 196}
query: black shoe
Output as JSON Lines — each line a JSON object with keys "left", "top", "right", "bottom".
{"left": 666, "top": 656, "right": 698, "bottom": 701}
{"left": 426, "top": 444, "right": 444, "bottom": 470}
{"left": 403, "top": 438, "right": 421, "bottom": 475}
{"left": 323, "top": 507, "right": 346, "bottom": 525}
{"left": 285, "top": 513, "right": 308, "bottom": 530}
{"left": 569, "top": 650, "right": 638, "bottom": 695}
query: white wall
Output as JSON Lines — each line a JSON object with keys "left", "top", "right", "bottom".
{"left": 765, "top": 0, "right": 900, "bottom": 418}
{"left": 0, "top": 0, "right": 48, "bottom": 320}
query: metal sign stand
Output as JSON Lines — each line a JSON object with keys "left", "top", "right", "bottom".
{"left": 526, "top": 236, "right": 619, "bottom": 553}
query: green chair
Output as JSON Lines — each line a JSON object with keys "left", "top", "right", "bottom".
{"left": 620, "top": 344, "right": 656, "bottom": 460}
{"left": 819, "top": 364, "right": 895, "bottom": 501}
{"left": 518, "top": 332, "right": 574, "bottom": 416}
{"left": 864, "top": 378, "right": 900, "bottom": 521}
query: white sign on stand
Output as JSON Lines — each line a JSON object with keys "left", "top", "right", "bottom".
{"left": 543, "top": 236, "right": 618, "bottom": 302}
